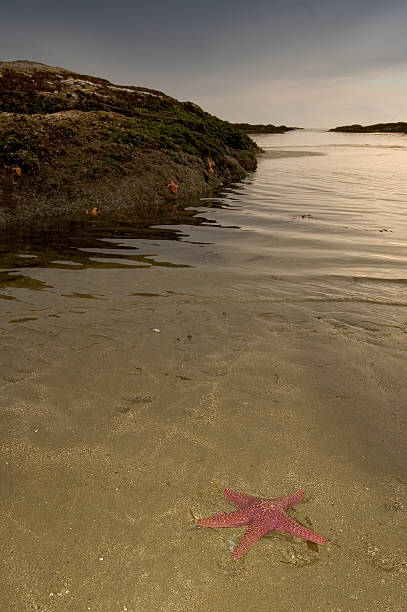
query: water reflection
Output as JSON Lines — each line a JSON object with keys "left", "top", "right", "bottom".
{"left": 0, "top": 196, "right": 235, "bottom": 292}
{"left": 0, "top": 271, "right": 51, "bottom": 295}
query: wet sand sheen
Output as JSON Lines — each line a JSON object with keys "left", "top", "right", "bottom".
{"left": 1, "top": 264, "right": 406, "bottom": 612}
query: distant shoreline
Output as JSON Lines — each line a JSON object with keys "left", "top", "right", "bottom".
{"left": 232, "top": 123, "right": 299, "bottom": 134}
{"left": 329, "top": 122, "right": 407, "bottom": 133}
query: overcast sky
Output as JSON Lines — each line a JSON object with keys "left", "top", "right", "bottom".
{"left": 2, "top": 0, "right": 407, "bottom": 127}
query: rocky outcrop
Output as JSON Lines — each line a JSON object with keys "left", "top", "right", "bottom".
{"left": 233, "top": 123, "right": 297, "bottom": 134}
{"left": 329, "top": 122, "right": 407, "bottom": 133}
{"left": 0, "top": 61, "right": 259, "bottom": 228}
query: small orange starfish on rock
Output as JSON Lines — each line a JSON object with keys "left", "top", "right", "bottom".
{"left": 167, "top": 179, "right": 178, "bottom": 195}
{"left": 12, "top": 166, "right": 22, "bottom": 177}
{"left": 207, "top": 158, "right": 215, "bottom": 175}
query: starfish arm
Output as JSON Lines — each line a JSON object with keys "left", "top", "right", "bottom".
{"left": 276, "top": 513, "right": 328, "bottom": 544}
{"left": 197, "top": 508, "right": 251, "bottom": 528}
{"left": 224, "top": 488, "right": 258, "bottom": 508}
{"left": 276, "top": 489, "right": 305, "bottom": 510}
{"left": 233, "top": 521, "right": 272, "bottom": 559}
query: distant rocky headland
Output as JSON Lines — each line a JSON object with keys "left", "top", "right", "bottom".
{"left": 0, "top": 61, "right": 259, "bottom": 228}
{"left": 233, "top": 123, "right": 297, "bottom": 134}
{"left": 329, "top": 122, "right": 407, "bottom": 133}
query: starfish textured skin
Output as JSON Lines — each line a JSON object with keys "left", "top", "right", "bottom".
{"left": 197, "top": 488, "right": 328, "bottom": 559}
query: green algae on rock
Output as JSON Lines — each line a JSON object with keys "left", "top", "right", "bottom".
{"left": 0, "top": 61, "right": 258, "bottom": 227}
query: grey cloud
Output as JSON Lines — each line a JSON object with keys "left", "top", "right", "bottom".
{"left": 2, "top": 0, "right": 407, "bottom": 125}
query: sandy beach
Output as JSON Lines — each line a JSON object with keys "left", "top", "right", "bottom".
{"left": 1, "top": 259, "right": 406, "bottom": 611}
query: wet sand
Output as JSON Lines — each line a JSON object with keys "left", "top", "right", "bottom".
{"left": 1, "top": 264, "right": 406, "bottom": 611}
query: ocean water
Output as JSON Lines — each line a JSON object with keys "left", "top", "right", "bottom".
{"left": 187, "top": 128, "right": 407, "bottom": 330}
{"left": 2, "top": 129, "right": 407, "bottom": 323}
{"left": 2, "top": 129, "right": 407, "bottom": 333}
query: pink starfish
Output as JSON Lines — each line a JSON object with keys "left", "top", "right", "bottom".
{"left": 197, "top": 488, "right": 328, "bottom": 559}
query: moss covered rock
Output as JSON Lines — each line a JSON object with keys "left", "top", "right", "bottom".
{"left": 0, "top": 61, "right": 259, "bottom": 227}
